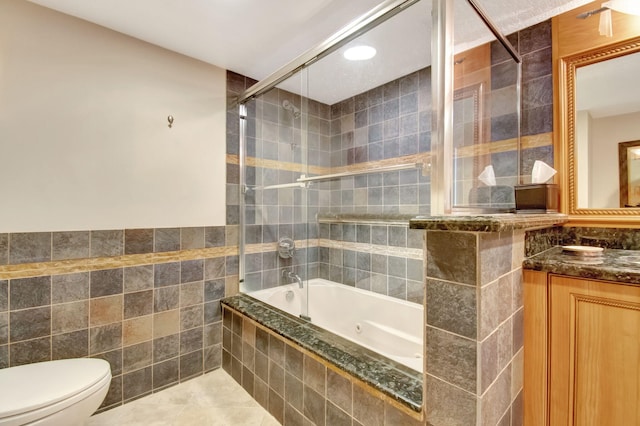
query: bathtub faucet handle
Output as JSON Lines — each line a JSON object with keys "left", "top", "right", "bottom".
{"left": 278, "top": 237, "right": 296, "bottom": 258}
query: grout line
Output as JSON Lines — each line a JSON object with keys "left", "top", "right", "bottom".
{"left": 426, "top": 372, "right": 477, "bottom": 397}
{"left": 426, "top": 323, "right": 477, "bottom": 343}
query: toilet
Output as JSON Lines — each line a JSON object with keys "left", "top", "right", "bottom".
{"left": 0, "top": 358, "right": 111, "bottom": 426}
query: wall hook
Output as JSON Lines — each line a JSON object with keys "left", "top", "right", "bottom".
{"left": 167, "top": 115, "right": 174, "bottom": 128}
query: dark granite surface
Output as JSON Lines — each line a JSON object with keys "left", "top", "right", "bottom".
{"left": 525, "top": 226, "right": 562, "bottom": 257}
{"left": 523, "top": 246, "right": 640, "bottom": 285}
{"left": 525, "top": 226, "right": 640, "bottom": 257}
{"left": 221, "top": 294, "right": 423, "bottom": 412}
{"left": 410, "top": 213, "right": 567, "bottom": 232}
{"left": 560, "top": 227, "right": 640, "bottom": 250}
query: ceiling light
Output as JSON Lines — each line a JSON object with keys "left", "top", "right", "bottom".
{"left": 343, "top": 46, "right": 376, "bottom": 61}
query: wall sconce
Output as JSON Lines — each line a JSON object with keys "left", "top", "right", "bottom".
{"left": 578, "top": 0, "right": 640, "bottom": 37}
{"left": 604, "top": 0, "right": 640, "bottom": 15}
{"left": 600, "top": 0, "right": 640, "bottom": 36}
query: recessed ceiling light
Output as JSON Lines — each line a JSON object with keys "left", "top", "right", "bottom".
{"left": 343, "top": 45, "right": 376, "bottom": 61}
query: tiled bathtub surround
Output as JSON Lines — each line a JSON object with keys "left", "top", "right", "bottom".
{"left": 221, "top": 299, "right": 423, "bottom": 426}
{"left": 0, "top": 226, "right": 238, "bottom": 411}
{"left": 424, "top": 229, "right": 525, "bottom": 426}
{"left": 222, "top": 16, "right": 558, "bottom": 426}
{"left": 228, "top": 19, "right": 555, "bottom": 297}
{"left": 317, "top": 221, "right": 425, "bottom": 304}
{"left": 241, "top": 220, "right": 426, "bottom": 305}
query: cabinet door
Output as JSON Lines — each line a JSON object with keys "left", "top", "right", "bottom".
{"left": 550, "top": 276, "right": 640, "bottom": 425}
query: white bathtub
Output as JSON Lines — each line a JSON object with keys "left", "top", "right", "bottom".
{"left": 249, "top": 278, "right": 424, "bottom": 372}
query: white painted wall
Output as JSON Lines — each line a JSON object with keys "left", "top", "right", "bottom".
{"left": 589, "top": 111, "right": 640, "bottom": 208}
{"left": 0, "top": 0, "right": 227, "bottom": 232}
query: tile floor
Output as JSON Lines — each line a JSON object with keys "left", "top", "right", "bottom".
{"left": 87, "top": 369, "right": 280, "bottom": 426}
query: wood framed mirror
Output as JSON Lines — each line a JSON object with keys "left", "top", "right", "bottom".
{"left": 554, "top": 2, "right": 640, "bottom": 226}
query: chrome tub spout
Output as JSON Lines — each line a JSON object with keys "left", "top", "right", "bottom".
{"left": 283, "top": 269, "right": 303, "bottom": 289}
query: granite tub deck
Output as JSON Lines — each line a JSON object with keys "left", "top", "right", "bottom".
{"left": 523, "top": 246, "right": 640, "bottom": 285}
{"left": 221, "top": 294, "right": 423, "bottom": 414}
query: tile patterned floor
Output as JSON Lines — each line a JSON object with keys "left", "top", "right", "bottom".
{"left": 87, "top": 369, "right": 280, "bottom": 426}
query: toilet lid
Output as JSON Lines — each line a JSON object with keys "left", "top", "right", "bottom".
{"left": 0, "top": 358, "right": 111, "bottom": 418}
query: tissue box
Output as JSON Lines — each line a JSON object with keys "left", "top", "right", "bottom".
{"left": 514, "top": 184, "right": 559, "bottom": 213}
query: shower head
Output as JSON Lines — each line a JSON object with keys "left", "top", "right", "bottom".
{"left": 282, "top": 100, "right": 301, "bottom": 119}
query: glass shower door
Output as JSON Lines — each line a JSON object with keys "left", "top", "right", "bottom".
{"left": 238, "top": 73, "right": 312, "bottom": 321}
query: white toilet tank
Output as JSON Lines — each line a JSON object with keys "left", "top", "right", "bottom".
{"left": 0, "top": 358, "right": 111, "bottom": 426}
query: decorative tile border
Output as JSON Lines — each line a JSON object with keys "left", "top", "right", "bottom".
{"left": 228, "top": 133, "right": 552, "bottom": 177}
{"left": 0, "top": 247, "right": 237, "bottom": 280}
{"left": 318, "top": 239, "right": 423, "bottom": 260}
{"left": 455, "top": 132, "right": 552, "bottom": 158}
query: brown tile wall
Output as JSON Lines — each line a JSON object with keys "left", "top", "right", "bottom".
{"left": 0, "top": 226, "right": 238, "bottom": 412}
{"left": 221, "top": 305, "right": 424, "bottom": 426}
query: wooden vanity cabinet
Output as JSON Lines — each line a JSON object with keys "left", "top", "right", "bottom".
{"left": 524, "top": 270, "right": 640, "bottom": 425}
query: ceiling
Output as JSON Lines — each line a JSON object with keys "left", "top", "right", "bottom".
{"left": 29, "top": 0, "right": 592, "bottom": 104}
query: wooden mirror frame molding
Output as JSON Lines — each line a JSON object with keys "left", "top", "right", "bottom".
{"left": 562, "top": 37, "right": 640, "bottom": 219}
{"left": 555, "top": 5, "right": 640, "bottom": 227}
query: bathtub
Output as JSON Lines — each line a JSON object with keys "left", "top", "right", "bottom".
{"left": 249, "top": 278, "right": 424, "bottom": 372}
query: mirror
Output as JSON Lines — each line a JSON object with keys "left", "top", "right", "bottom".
{"left": 619, "top": 140, "right": 640, "bottom": 207}
{"left": 453, "top": 83, "right": 484, "bottom": 207}
{"left": 562, "top": 35, "right": 640, "bottom": 220}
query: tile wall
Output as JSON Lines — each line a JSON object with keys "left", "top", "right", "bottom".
{"left": 226, "top": 67, "right": 431, "bottom": 300}
{"left": 325, "top": 69, "right": 432, "bottom": 216}
{"left": 491, "top": 20, "right": 554, "bottom": 182}
{"left": 0, "top": 226, "right": 238, "bottom": 411}
{"left": 424, "top": 229, "right": 525, "bottom": 425}
{"left": 226, "top": 71, "right": 327, "bottom": 294}
{"left": 221, "top": 305, "right": 423, "bottom": 426}
{"left": 316, "top": 222, "right": 425, "bottom": 304}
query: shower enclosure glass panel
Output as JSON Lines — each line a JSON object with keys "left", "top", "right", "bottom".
{"left": 237, "top": 0, "right": 521, "bottom": 366}
{"left": 451, "top": 0, "right": 522, "bottom": 211}
{"left": 239, "top": 0, "right": 433, "bottom": 308}
{"left": 239, "top": 71, "right": 312, "bottom": 320}
{"left": 301, "top": 0, "right": 432, "bottom": 218}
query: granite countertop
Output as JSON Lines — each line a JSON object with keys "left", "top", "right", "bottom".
{"left": 523, "top": 246, "right": 640, "bottom": 285}
{"left": 409, "top": 213, "right": 568, "bottom": 232}
{"left": 222, "top": 294, "right": 423, "bottom": 412}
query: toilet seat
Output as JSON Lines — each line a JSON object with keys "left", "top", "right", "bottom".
{"left": 0, "top": 358, "right": 111, "bottom": 425}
